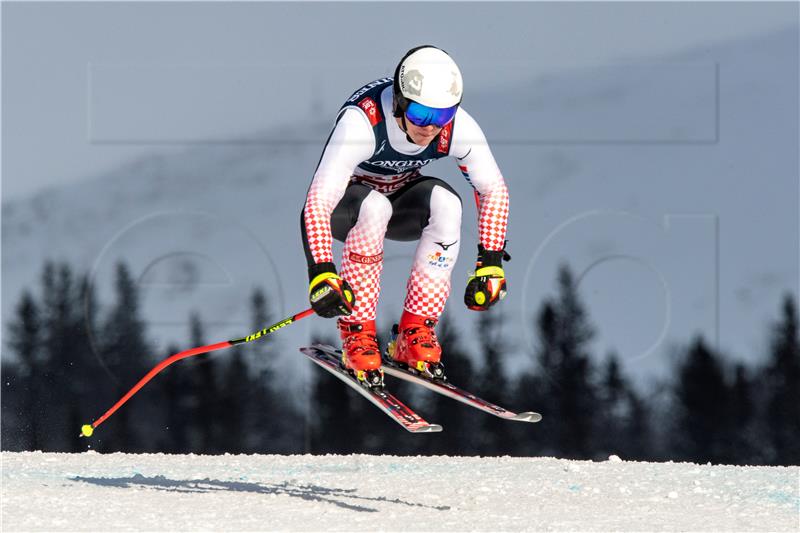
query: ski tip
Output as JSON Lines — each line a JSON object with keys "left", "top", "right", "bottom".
{"left": 411, "top": 424, "right": 443, "bottom": 433}
{"left": 512, "top": 412, "right": 543, "bottom": 423}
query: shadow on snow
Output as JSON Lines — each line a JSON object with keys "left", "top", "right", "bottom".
{"left": 70, "top": 474, "right": 451, "bottom": 513}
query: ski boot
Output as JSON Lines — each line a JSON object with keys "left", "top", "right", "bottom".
{"left": 386, "top": 311, "right": 446, "bottom": 380}
{"left": 338, "top": 319, "right": 384, "bottom": 388}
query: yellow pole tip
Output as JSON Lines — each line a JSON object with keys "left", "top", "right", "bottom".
{"left": 81, "top": 424, "right": 94, "bottom": 437}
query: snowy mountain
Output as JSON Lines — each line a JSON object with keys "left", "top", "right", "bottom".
{"left": 2, "top": 27, "right": 797, "bottom": 381}
{"left": 2, "top": 451, "right": 798, "bottom": 531}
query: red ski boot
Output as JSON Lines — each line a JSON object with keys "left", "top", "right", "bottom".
{"left": 387, "top": 311, "right": 446, "bottom": 380}
{"left": 338, "top": 320, "right": 384, "bottom": 387}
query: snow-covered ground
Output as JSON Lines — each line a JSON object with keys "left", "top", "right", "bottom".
{"left": 1, "top": 452, "right": 797, "bottom": 532}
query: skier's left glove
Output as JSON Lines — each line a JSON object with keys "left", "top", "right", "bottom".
{"left": 464, "top": 244, "right": 509, "bottom": 311}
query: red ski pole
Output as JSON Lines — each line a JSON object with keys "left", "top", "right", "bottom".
{"left": 80, "top": 307, "right": 315, "bottom": 438}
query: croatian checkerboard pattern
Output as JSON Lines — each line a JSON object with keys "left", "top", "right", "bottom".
{"left": 478, "top": 181, "right": 509, "bottom": 251}
{"left": 303, "top": 181, "right": 344, "bottom": 264}
{"left": 403, "top": 265, "right": 452, "bottom": 319}
{"left": 339, "top": 193, "right": 392, "bottom": 321}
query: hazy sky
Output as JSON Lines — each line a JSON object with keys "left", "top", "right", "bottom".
{"left": 1, "top": 1, "right": 796, "bottom": 200}
{"left": 1, "top": 2, "right": 797, "bottom": 385}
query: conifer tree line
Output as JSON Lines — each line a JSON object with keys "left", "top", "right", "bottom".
{"left": 2, "top": 260, "right": 798, "bottom": 466}
{"left": 1, "top": 261, "right": 303, "bottom": 454}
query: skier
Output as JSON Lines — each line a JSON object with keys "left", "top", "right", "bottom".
{"left": 301, "top": 45, "right": 509, "bottom": 385}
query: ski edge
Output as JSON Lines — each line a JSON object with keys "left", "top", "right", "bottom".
{"left": 300, "top": 346, "right": 443, "bottom": 434}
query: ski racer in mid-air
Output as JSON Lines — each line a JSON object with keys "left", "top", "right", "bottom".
{"left": 301, "top": 45, "right": 509, "bottom": 386}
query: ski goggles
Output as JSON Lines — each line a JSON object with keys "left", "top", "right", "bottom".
{"left": 404, "top": 101, "right": 458, "bottom": 128}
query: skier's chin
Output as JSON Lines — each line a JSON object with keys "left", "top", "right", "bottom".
{"left": 411, "top": 132, "right": 437, "bottom": 146}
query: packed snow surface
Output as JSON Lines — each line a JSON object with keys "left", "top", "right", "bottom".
{"left": 2, "top": 452, "right": 798, "bottom": 531}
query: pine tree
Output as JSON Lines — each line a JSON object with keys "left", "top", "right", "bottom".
{"left": 99, "top": 262, "right": 153, "bottom": 452}
{"left": 516, "top": 301, "right": 558, "bottom": 456}
{"left": 161, "top": 343, "right": 188, "bottom": 453}
{"left": 672, "top": 335, "right": 735, "bottom": 464}
{"left": 516, "top": 265, "right": 598, "bottom": 459}
{"left": 597, "top": 354, "right": 627, "bottom": 457}
{"left": 241, "top": 289, "right": 272, "bottom": 452}
{"left": 246, "top": 287, "right": 303, "bottom": 454}
{"left": 40, "top": 263, "right": 86, "bottom": 451}
{"left": 474, "top": 308, "right": 514, "bottom": 455}
{"left": 187, "top": 311, "right": 219, "bottom": 454}
{"left": 218, "top": 345, "right": 250, "bottom": 454}
{"left": 247, "top": 288, "right": 273, "bottom": 378}
{"left": 307, "top": 333, "right": 362, "bottom": 453}
{"left": 1, "top": 361, "right": 23, "bottom": 450}
{"left": 6, "top": 264, "right": 107, "bottom": 452}
{"left": 36, "top": 261, "right": 62, "bottom": 451}
{"left": 597, "top": 353, "right": 652, "bottom": 460}
{"left": 762, "top": 293, "right": 800, "bottom": 465}
{"left": 5, "top": 290, "right": 42, "bottom": 450}
{"left": 540, "top": 265, "right": 598, "bottom": 458}
{"left": 427, "top": 315, "right": 477, "bottom": 455}
{"left": 70, "top": 273, "right": 102, "bottom": 453}
{"left": 729, "top": 364, "right": 761, "bottom": 464}
{"left": 624, "top": 388, "right": 652, "bottom": 461}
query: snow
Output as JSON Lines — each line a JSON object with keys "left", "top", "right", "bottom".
{"left": 2, "top": 452, "right": 798, "bottom": 531}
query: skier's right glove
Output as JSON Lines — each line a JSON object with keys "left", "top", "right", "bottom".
{"left": 464, "top": 245, "right": 508, "bottom": 311}
{"left": 308, "top": 262, "right": 356, "bottom": 318}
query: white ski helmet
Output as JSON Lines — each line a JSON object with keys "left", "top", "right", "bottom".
{"left": 393, "top": 45, "right": 463, "bottom": 118}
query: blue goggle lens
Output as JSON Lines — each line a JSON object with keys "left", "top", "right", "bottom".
{"left": 405, "top": 101, "right": 458, "bottom": 127}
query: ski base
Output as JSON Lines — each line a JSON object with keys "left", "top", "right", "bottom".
{"left": 300, "top": 346, "right": 443, "bottom": 433}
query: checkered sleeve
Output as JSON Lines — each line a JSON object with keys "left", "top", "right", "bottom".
{"left": 451, "top": 108, "right": 509, "bottom": 252}
{"left": 302, "top": 109, "right": 376, "bottom": 264}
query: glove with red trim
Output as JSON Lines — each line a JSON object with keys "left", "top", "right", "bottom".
{"left": 308, "top": 262, "right": 355, "bottom": 318}
{"left": 464, "top": 245, "right": 509, "bottom": 311}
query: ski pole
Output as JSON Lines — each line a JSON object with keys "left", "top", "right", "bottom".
{"left": 80, "top": 307, "right": 315, "bottom": 438}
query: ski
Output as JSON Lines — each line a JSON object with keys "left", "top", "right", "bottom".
{"left": 382, "top": 361, "right": 542, "bottom": 422}
{"left": 311, "top": 344, "right": 541, "bottom": 423}
{"left": 299, "top": 346, "right": 443, "bottom": 433}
